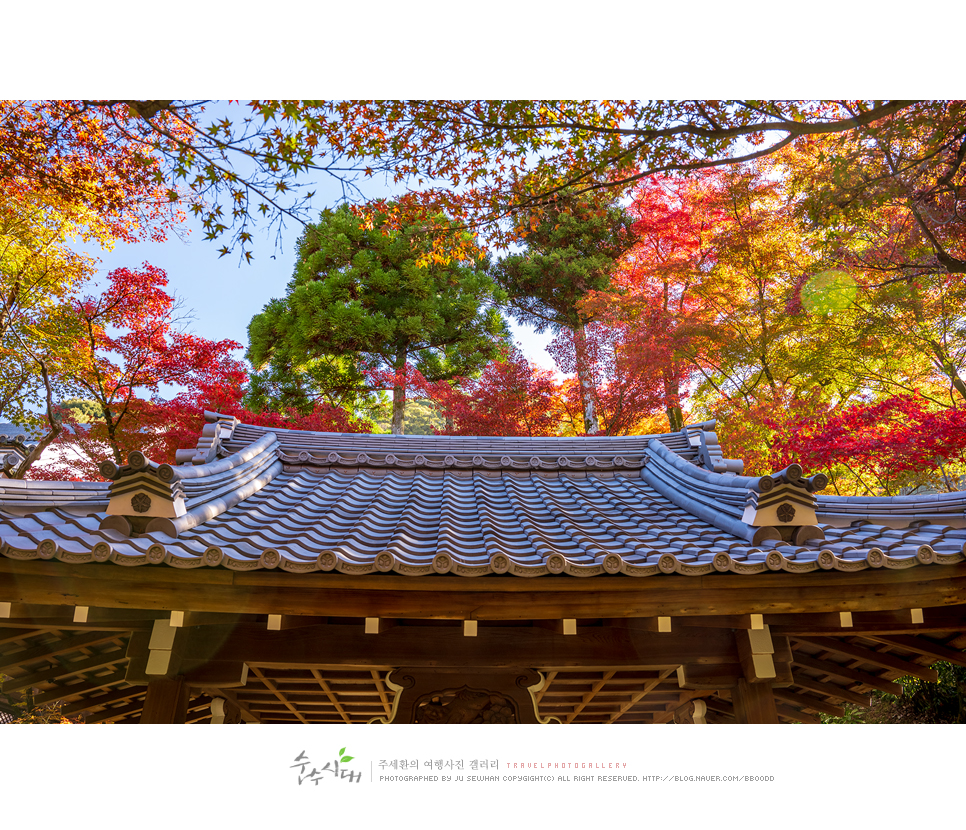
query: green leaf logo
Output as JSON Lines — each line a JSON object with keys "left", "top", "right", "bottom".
{"left": 339, "top": 747, "right": 354, "bottom": 764}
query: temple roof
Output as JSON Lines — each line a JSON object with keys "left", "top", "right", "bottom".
{"left": 1, "top": 412, "right": 964, "bottom": 577}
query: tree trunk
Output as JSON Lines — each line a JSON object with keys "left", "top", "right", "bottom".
{"left": 573, "top": 325, "right": 600, "bottom": 435}
{"left": 662, "top": 368, "right": 684, "bottom": 431}
{"left": 13, "top": 359, "right": 61, "bottom": 479}
{"left": 391, "top": 350, "right": 407, "bottom": 435}
{"left": 665, "top": 405, "right": 684, "bottom": 432}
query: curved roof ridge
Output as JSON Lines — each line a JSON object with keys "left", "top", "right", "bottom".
{"left": 98, "top": 434, "right": 283, "bottom": 539}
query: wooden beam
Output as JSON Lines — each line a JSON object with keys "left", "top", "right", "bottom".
{"left": 182, "top": 661, "right": 249, "bottom": 688}
{"left": 794, "top": 636, "right": 939, "bottom": 682}
{"left": 183, "top": 622, "right": 738, "bottom": 670}
{"left": 7, "top": 557, "right": 966, "bottom": 620}
{"left": 612, "top": 617, "right": 672, "bottom": 633}
{"left": 791, "top": 652, "right": 903, "bottom": 696}
{"left": 863, "top": 635, "right": 966, "bottom": 669}
{"left": 675, "top": 614, "right": 765, "bottom": 630}
{"left": 0, "top": 603, "right": 162, "bottom": 629}
{"left": 169, "top": 611, "right": 247, "bottom": 628}
{"left": 677, "top": 663, "right": 742, "bottom": 690}
{"left": 275, "top": 615, "right": 331, "bottom": 630}
{"left": 770, "top": 606, "right": 966, "bottom": 637}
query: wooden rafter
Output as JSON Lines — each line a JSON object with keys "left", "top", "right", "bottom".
{"left": 32, "top": 668, "right": 128, "bottom": 707}
{"left": 310, "top": 669, "right": 352, "bottom": 724}
{"left": 1, "top": 649, "right": 127, "bottom": 694}
{"left": 607, "top": 668, "right": 677, "bottom": 724}
{"left": 565, "top": 671, "right": 616, "bottom": 723}
{"left": 790, "top": 672, "right": 871, "bottom": 708}
{"left": 370, "top": 669, "right": 392, "bottom": 718}
{"left": 794, "top": 636, "right": 939, "bottom": 681}
{"left": 791, "top": 651, "right": 903, "bottom": 696}
{"left": 864, "top": 634, "right": 966, "bottom": 669}
{"left": 0, "top": 631, "right": 124, "bottom": 672}
{"left": 536, "top": 670, "right": 557, "bottom": 704}
{"left": 249, "top": 666, "right": 309, "bottom": 724}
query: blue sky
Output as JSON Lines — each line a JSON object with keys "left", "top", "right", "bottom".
{"left": 75, "top": 101, "right": 557, "bottom": 386}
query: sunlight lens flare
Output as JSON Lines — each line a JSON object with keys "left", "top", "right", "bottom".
{"left": 801, "top": 270, "right": 857, "bottom": 315}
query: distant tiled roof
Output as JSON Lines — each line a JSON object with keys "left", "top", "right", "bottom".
{"left": 1, "top": 413, "right": 964, "bottom": 577}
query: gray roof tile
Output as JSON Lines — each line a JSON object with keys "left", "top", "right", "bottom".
{"left": 2, "top": 419, "right": 966, "bottom": 579}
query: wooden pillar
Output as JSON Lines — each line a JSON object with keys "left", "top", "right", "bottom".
{"left": 140, "top": 677, "right": 190, "bottom": 723}
{"left": 732, "top": 679, "right": 779, "bottom": 724}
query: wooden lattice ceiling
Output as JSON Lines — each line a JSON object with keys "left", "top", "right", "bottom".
{"left": 3, "top": 609, "right": 965, "bottom": 724}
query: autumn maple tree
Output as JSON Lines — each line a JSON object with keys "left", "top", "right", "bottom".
{"left": 29, "top": 264, "right": 246, "bottom": 480}
{"left": 416, "top": 347, "right": 565, "bottom": 437}
{"left": 1, "top": 100, "right": 927, "bottom": 262}
{"left": 0, "top": 192, "right": 104, "bottom": 470}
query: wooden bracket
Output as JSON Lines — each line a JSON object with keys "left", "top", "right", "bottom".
{"left": 736, "top": 625, "right": 776, "bottom": 682}
{"left": 209, "top": 697, "right": 243, "bottom": 724}
{"left": 125, "top": 619, "right": 188, "bottom": 681}
{"left": 672, "top": 699, "right": 708, "bottom": 724}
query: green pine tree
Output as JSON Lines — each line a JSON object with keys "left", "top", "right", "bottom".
{"left": 491, "top": 191, "right": 635, "bottom": 434}
{"left": 247, "top": 205, "right": 507, "bottom": 434}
